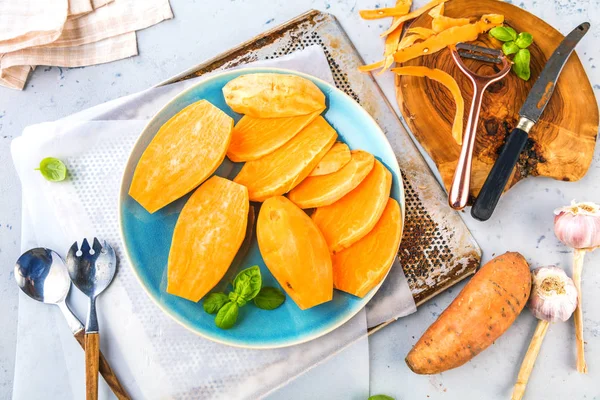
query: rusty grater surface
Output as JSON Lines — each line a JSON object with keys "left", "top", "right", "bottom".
{"left": 160, "top": 10, "right": 481, "bottom": 306}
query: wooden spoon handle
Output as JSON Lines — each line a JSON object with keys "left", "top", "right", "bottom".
{"left": 85, "top": 332, "right": 100, "bottom": 400}
{"left": 74, "top": 330, "right": 131, "bottom": 399}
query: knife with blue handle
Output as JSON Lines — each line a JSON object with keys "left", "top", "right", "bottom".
{"left": 471, "top": 22, "right": 590, "bottom": 221}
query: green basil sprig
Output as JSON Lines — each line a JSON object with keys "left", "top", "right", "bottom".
{"left": 489, "top": 26, "right": 517, "bottom": 42}
{"left": 36, "top": 157, "right": 68, "bottom": 182}
{"left": 490, "top": 26, "right": 534, "bottom": 81}
{"left": 232, "top": 265, "right": 262, "bottom": 306}
{"left": 254, "top": 287, "right": 286, "bottom": 310}
{"left": 203, "top": 293, "right": 229, "bottom": 314}
{"left": 203, "top": 266, "right": 286, "bottom": 329}
{"left": 215, "top": 302, "right": 239, "bottom": 329}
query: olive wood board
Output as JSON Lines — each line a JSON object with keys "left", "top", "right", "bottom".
{"left": 396, "top": 0, "right": 599, "bottom": 201}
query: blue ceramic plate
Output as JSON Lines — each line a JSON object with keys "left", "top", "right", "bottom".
{"left": 119, "top": 68, "right": 404, "bottom": 348}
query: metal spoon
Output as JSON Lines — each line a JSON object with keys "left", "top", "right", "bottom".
{"left": 14, "top": 248, "right": 129, "bottom": 399}
{"left": 66, "top": 238, "right": 118, "bottom": 400}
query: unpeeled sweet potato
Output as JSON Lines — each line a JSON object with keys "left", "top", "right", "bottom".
{"left": 222, "top": 73, "right": 326, "bottom": 118}
{"left": 406, "top": 252, "right": 531, "bottom": 374}
{"left": 257, "top": 196, "right": 333, "bottom": 310}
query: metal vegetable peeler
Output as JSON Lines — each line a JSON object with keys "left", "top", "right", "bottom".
{"left": 448, "top": 43, "right": 512, "bottom": 210}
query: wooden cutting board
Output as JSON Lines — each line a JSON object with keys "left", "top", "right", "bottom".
{"left": 396, "top": 0, "right": 598, "bottom": 201}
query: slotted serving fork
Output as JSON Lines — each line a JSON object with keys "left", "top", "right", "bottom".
{"left": 66, "top": 238, "right": 117, "bottom": 400}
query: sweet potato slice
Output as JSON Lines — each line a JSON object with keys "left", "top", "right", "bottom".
{"left": 309, "top": 142, "right": 351, "bottom": 176}
{"left": 289, "top": 150, "right": 374, "bottom": 209}
{"left": 227, "top": 109, "right": 322, "bottom": 162}
{"left": 234, "top": 116, "right": 337, "bottom": 202}
{"left": 129, "top": 100, "right": 233, "bottom": 213}
{"left": 332, "top": 198, "right": 402, "bottom": 298}
{"left": 257, "top": 196, "right": 333, "bottom": 310}
{"left": 431, "top": 15, "right": 471, "bottom": 33}
{"left": 393, "top": 14, "right": 505, "bottom": 63}
{"left": 392, "top": 66, "right": 464, "bottom": 145}
{"left": 406, "top": 252, "right": 531, "bottom": 374}
{"left": 222, "top": 73, "right": 326, "bottom": 118}
{"left": 312, "top": 159, "right": 392, "bottom": 253}
{"left": 167, "top": 176, "right": 249, "bottom": 302}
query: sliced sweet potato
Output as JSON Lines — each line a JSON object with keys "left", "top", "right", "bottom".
{"left": 222, "top": 73, "right": 326, "bottom": 118}
{"left": 227, "top": 109, "right": 322, "bottom": 162}
{"left": 392, "top": 66, "right": 464, "bottom": 145}
{"left": 289, "top": 150, "right": 374, "bottom": 209}
{"left": 309, "top": 142, "right": 351, "bottom": 176}
{"left": 380, "top": 0, "right": 447, "bottom": 36}
{"left": 312, "top": 159, "right": 392, "bottom": 253}
{"left": 129, "top": 100, "right": 233, "bottom": 213}
{"left": 257, "top": 196, "right": 333, "bottom": 310}
{"left": 432, "top": 15, "right": 471, "bottom": 33}
{"left": 234, "top": 116, "right": 337, "bottom": 202}
{"left": 167, "top": 176, "right": 249, "bottom": 302}
{"left": 393, "top": 14, "right": 505, "bottom": 63}
{"left": 332, "top": 198, "right": 402, "bottom": 298}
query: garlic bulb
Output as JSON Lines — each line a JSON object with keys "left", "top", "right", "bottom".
{"left": 513, "top": 266, "right": 578, "bottom": 400}
{"left": 528, "top": 266, "right": 578, "bottom": 323}
{"left": 554, "top": 200, "right": 600, "bottom": 249}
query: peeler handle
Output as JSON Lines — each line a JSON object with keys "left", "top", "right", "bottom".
{"left": 448, "top": 84, "right": 486, "bottom": 210}
{"left": 471, "top": 127, "right": 529, "bottom": 221}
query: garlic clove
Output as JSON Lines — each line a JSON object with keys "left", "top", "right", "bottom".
{"left": 528, "top": 266, "right": 578, "bottom": 323}
{"left": 554, "top": 200, "right": 600, "bottom": 250}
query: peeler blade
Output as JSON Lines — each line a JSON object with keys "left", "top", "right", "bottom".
{"left": 456, "top": 42, "right": 504, "bottom": 64}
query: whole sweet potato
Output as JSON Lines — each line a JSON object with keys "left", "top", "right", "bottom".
{"left": 406, "top": 252, "right": 531, "bottom": 374}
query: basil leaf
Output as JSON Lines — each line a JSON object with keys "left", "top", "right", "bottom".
{"left": 515, "top": 32, "right": 533, "bottom": 48}
{"left": 228, "top": 291, "right": 248, "bottom": 307}
{"left": 233, "top": 266, "right": 262, "bottom": 302}
{"left": 37, "top": 157, "right": 67, "bottom": 182}
{"left": 215, "top": 301, "right": 239, "bottom": 329}
{"left": 513, "top": 48, "right": 531, "bottom": 81}
{"left": 502, "top": 41, "right": 520, "bottom": 55}
{"left": 253, "top": 287, "right": 286, "bottom": 310}
{"left": 368, "top": 395, "right": 395, "bottom": 400}
{"left": 203, "top": 292, "right": 229, "bottom": 314}
{"left": 489, "top": 26, "right": 517, "bottom": 42}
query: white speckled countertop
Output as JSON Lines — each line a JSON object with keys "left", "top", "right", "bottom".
{"left": 1, "top": 1, "right": 599, "bottom": 399}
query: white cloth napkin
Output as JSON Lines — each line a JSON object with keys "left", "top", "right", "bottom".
{"left": 0, "top": 0, "right": 173, "bottom": 90}
{"left": 11, "top": 46, "right": 416, "bottom": 399}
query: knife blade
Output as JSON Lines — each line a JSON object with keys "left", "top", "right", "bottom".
{"left": 471, "top": 22, "right": 590, "bottom": 221}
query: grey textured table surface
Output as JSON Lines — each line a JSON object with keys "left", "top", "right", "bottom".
{"left": 1, "top": 1, "right": 599, "bottom": 399}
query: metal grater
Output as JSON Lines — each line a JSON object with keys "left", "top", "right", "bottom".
{"left": 159, "top": 10, "right": 481, "bottom": 306}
